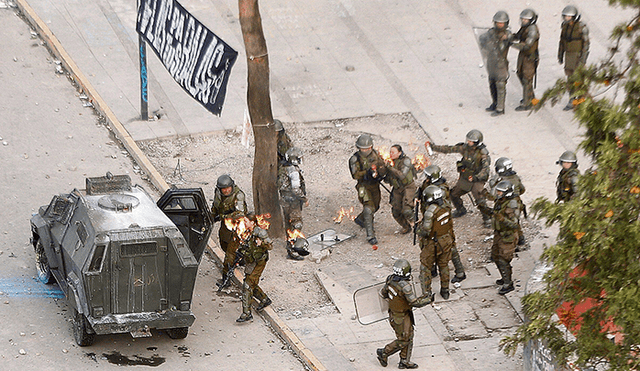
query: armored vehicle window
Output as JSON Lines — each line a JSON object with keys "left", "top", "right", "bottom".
{"left": 162, "top": 196, "right": 197, "bottom": 211}
{"left": 88, "top": 244, "right": 107, "bottom": 272}
{"left": 120, "top": 242, "right": 158, "bottom": 257}
{"left": 76, "top": 222, "right": 88, "bottom": 244}
{"left": 47, "top": 195, "right": 74, "bottom": 223}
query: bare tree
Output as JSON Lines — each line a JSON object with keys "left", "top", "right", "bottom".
{"left": 238, "top": 0, "right": 284, "bottom": 237}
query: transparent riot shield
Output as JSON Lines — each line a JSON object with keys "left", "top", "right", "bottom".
{"left": 353, "top": 272, "right": 424, "bottom": 325}
{"left": 472, "top": 27, "right": 491, "bottom": 69}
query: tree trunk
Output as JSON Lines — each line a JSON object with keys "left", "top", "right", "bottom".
{"left": 238, "top": 0, "right": 284, "bottom": 237}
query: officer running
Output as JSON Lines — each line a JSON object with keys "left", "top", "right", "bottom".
{"left": 349, "top": 134, "right": 387, "bottom": 245}
{"left": 211, "top": 175, "right": 247, "bottom": 287}
{"left": 416, "top": 185, "right": 456, "bottom": 301}
{"left": 384, "top": 144, "right": 418, "bottom": 234}
{"left": 556, "top": 151, "right": 580, "bottom": 202}
{"left": 511, "top": 9, "right": 540, "bottom": 111}
{"left": 558, "top": 5, "right": 590, "bottom": 110}
{"left": 427, "top": 129, "right": 492, "bottom": 227}
{"left": 491, "top": 180, "right": 520, "bottom": 295}
{"left": 236, "top": 221, "right": 273, "bottom": 323}
{"left": 278, "top": 147, "right": 308, "bottom": 260}
{"left": 376, "top": 259, "right": 430, "bottom": 369}
{"left": 417, "top": 165, "right": 466, "bottom": 283}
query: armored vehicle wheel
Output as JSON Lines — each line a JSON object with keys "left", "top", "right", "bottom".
{"left": 73, "top": 309, "right": 96, "bottom": 346}
{"left": 35, "top": 239, "right": 54, "bottom": 284}
{"left": 166, "top": 327, "right": 189, "bottom": 339}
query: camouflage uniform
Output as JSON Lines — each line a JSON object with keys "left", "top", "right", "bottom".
{"left": 416, "top": 202, "right": 454, "bottom": 298}
{"left": 385, "top": 153, "right": 417, "bottom": 233}
{"left": 378, "top": 274, "right": 430, "bottom": 367}
{"left": 559, "top": 18, "right": 589, "bottom": 106}
{"left": 416, "top": 178, "right": 465, "bottom": 281}
{"left": 349, "top": 149, "right": 387, "bottom": 242}
{"left": 512, "top": 20, "right": 539, "bottom": 109}
{"left": 237, "top": 228, "right": 272, "bottom": 321}
{"left": 491, "top": 195, "right": 520, "bottom": 293}
{"left": 556, "top": 165, "right": 580, "bottom": 202}
{"left": 480, "top": 26, "right": 513, "bottom": 113}
{"left": 211, "top": 185, "right": 247, "bottom": 279}
{"left": 487, "top": 171, "right": 526, "bottom": 241}
{"left": 431, "top": 142, "right": 491, "bottom": 222}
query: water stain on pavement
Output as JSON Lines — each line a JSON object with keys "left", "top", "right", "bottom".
{"left": 102, "top": 351, "right": 165, "bottom": 366}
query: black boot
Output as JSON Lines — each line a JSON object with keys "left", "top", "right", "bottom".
{"left": 376, "top": 348, "right": 388, "bottom": 367}
{"left": 287, "top": 249, "right": 304, "bottom": 261}
{"left": 440, "top": 288, "right": 450, "bottom": 300}
{"left": 485, "top": 103, "right": 497, "bottom": 112}
{"left": 451, "top": 273, "right": 466, "bottom": 283}
{"left": 236, "top": 312, "right": 253, "bottom": 322}
{"left": 498, "top": 283, "right": 515, "bottom": 295}
{"left": 398, "top": 359, "right": 419, "bottom": 369}
{"left": 256, "top": 297, "right": 272, "bottom": 311}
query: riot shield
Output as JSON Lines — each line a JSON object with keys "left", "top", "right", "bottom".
{"left": 353, "top": 272, "right": 424, "bottom": 325}
{"left": 472, "top": 27, "right": 491, "bottom": 70}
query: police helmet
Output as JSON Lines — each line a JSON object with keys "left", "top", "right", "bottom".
{"left": 423, "top": 185, "right": 444, "bottom": 204}
{"left": 520, "top": 9, "right": 538, "bottom": 24}
{"left": 495, "top": 157, "right": 513, "bottom": 175}
{"left": 558, "top": 151, "right": 578, "bottom": 164}
{"left": 356, "top": 134, "right": 374, "bottom": 149}
{"left": 216, "top": 174, "right": 234, "bottom": 189}
{"left": 253, "top": 227, "right": 271, "bottom": 243}
{"left": 466, "top": 129, "right": 484, "bottom": 145}
{"left": 392, "top": 259, "right": 412, "bottom": 278}
{"left": 274, "top": 119, "right": 284, "bottom": 132}
{"left": 292, "top": 237, "right": 310, "bottom": 256}
{"left": 562, "top": 5, "right": 579, "bottom": 18}
{"left": 493, "top": 11, "right": 509, "bottom": 27}
{"left": 423, "top": 165, "right": 442, "bottom": 182}
{"left": 285, "top": 147, "right": 303, "bottom": 165}
{"left": 496, "top": 180, "right": 514, "bottom": 198}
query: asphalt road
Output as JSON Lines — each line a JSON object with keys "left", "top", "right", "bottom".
{"left": 0, "top": 7, "right": 303, "bottom": 370}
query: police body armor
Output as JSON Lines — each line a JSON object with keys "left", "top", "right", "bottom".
{"left": 212, "top": 186, "right": 247, "bottom": 242}
{"left": 388, "top": 155, "right": 415, "bottom": 190}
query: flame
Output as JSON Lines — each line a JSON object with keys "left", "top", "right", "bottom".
{"left": 287, "top": 229, "right": 305, "bottom": 241}
{"left": 412, "top": 153, "right": 430, "bottom": 172}
{"left": 256, "top": 213, "right": 271, "bottom": 230}
{"left": 224, "top": 216, "right": 253, "bottom": 241}
{"left": 376, "top": 146, "right": 393, "bottom": 166}
{"left": 333, "top": 206, "right": 356, "bottom": 223}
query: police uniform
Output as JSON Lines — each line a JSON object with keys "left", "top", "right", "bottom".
{"left": 349, "top": 149, "right": 387, "bottom": 242}
{"left": 431, "top": 142, "right": 492, "bottom": 222}
{"left": 377, "top": 273, "right": 429, "bottom": 368}
{"left": 559, "top": 19, "right": 589, "bottom": 78}
{"left": 487, "top": 171, "right": 527, "bottom": 244}
{"left": 556, "top": 166, "right": 580, "bottom": 202}
{"left": 278, "top": 162, "right": 307, "bottom": 231}
{"left": 277, "top": 130, "right": 293, "bottom": 163}
{"left": 237, "top": 228, "right": 272, "bottom": 322}
{"left": 512, "top": 20, "right": 539, "bottom": 109}
{"left": 385, "top": 153, "right": 417, "bottom": 233}
{"left": 480, "top": 26, "right": 513, "bottom": 114}
{"left": 211, "top": 185, "right": 247, "bottom": 279}
{"left": 491, "top": 195, "right": 520, "bottom": 293}
{"left": 416, "top": 201, "right": 454, "bottom": 298}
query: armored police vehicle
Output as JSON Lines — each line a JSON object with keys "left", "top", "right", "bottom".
{"left": 30, "top": 173, "right": 212, "bottom": 346}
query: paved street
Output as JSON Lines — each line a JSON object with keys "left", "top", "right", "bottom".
{"left": 1, "top": 0, "right": 632, "bottom": 370}
{"left": 0, "top": 7, "right": 303, "bottom": 370}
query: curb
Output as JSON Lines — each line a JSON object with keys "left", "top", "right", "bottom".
{"left": 14, "top": 1, "right": 326, "bottom": 370}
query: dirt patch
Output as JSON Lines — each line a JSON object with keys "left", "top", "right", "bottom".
{"left": 138, "top": 113, "right": 540, "bottom": 319}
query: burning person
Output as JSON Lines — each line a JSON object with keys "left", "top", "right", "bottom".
{"left": 278, "top": 147, "right": 308, "bottom": 260}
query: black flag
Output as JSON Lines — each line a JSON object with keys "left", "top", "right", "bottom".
{"left": 136, "top": 0, "right": 238, "bottom": 115}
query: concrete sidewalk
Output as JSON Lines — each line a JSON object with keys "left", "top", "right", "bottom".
{"left": 14, "top": 0, "right": 630, "bottom": 369}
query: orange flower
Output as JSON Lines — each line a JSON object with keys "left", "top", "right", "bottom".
{"left": 531, "top": 98, "right": 540, "bottom": 106}
{"left": 605, "top": 210, "right": 614, "bottom": 218}
{"left": 628, "top": 25, "right": 634, "bottom": 32}
{"left": 604, "top": 80, "right": 611, "bottom": 86}
{"left": 574, "top": 81, "right": 581, "bottom": 87}
{"left": 630, "top": 186, "right": 640, "bottom": 194}
{"left": 574, "top": 232, "right": 586, "bottom": 240}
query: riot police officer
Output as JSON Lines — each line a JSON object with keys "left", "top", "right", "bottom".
{"left": 480, "top": 11, "right": 513, "bottom": 116}
{"left": 490, "top": 157, "right": 527, "bottom": 246}
{"left": 211, "top": 175, "right": 247, "bottom": 286}
{"left": 511, "top": 9, "right": 539, "bottom": 111}
{"left": 349, "top": 134, "right": 387, "bottom": 245}
{"left": 376, "top": 259, "right": 430, "bottom": 369}
{"left": 237, "top": 224, "right": 273, "bottom": 322}
{"left": 558, "top": 5, "right": 590, "bottom": 110}
{"left": 427, "top": 130, "right": 492, "bottom": 227}
{"left": 417, "top": 165, "right": 466, "bottom": 283}
{"left": 278, "top": 147, "right": 308, "bottom": 260}
{"left": 416, "top": 185, "right": 456, "bottom": 301}
{"left": 491, "top": 180, "right": 520, "bottom": 295}
{"left": 275, "top": 119, "right": 293, "bottom": 163}
{"left": 556, "top": 151, "right": 580, "bottom": 202}
{"left": 384, "top": 145, "right": 417, "bottom": 234}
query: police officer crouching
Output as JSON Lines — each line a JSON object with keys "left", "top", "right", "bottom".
{"left": 376, "top": 259, "right": 430, "bottom": 369}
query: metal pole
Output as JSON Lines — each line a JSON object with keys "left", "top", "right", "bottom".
{"left": 137, "top": 0, "right": 148, "bottom": 120}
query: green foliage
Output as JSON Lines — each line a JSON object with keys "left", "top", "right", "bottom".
{"left": 503, "top": 3, "right": 640, "bottom": 369}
